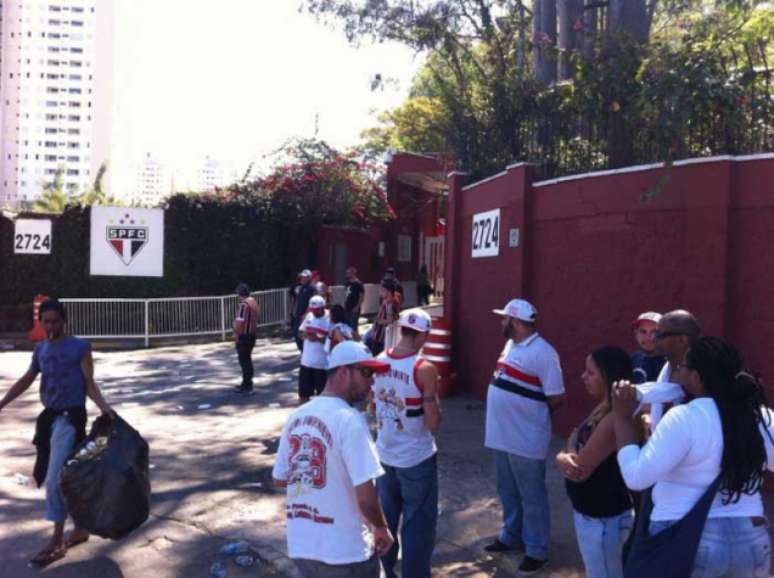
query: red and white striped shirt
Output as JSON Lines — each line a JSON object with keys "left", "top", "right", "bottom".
{"left": 234, "top": 296, "right": 259, "bottom": 336}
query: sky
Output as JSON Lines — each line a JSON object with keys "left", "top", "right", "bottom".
{"left": 110, "top": 0, "right": 423, "bottom": 190}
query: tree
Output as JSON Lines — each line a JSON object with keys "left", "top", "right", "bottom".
{"left": 224, "top": 138, "right": 395, "bottom": 228}
{"left": 33, "top": 166, "right": 69, "bottom": 213}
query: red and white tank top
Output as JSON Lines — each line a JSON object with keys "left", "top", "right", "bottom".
{"left": 371, "top": 349, "right": 437, "bottom": 468}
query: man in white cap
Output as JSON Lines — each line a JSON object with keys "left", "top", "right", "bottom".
{"left": 273, "top": 341, "right": 394, "bottom": 577}
{"left": 292, "top": 269, "right": 316, "bottom": 352}
{"left": 298, "top": 295, "right": 330, "bottom": 404}
{"left": 484, "top": 299, "right": 565, "bottom": 575}
{"left": 630, "top": 311, "right": 665, "bottom": 384}
{"left": 371, "top": 308, "right": 441, "bottom": 578}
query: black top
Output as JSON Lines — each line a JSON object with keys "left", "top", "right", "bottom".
{"left": 631, "top": 350, "right": 666, "bottom": 384}
{"left": 344, "top": 280, "right": 364, "bottom": 312}
{"left": 293, "top": 283, "right": 316, "bottom": 318}
{"left": 565, "top": 418, "right": 632, "bottom": 518}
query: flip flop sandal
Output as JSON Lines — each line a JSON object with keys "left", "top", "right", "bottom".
{"left": 65, "top": 534, "right": 90, "bottom": 549}
{"left": 29, "top": 547, "right": 66, "bottom": 567}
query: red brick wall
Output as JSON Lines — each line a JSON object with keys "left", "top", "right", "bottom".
{"left": 444, "top": 156, "right": 774, "bottom": 434}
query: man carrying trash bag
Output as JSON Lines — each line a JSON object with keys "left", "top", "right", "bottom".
{"left": 0, "top": 298, "right": 114, "bottom": 567}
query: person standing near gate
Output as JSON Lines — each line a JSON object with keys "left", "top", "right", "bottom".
{"left": 0, "top": 299, "right": 113, "bottom": 567}
{"left": 484, "top": 298, "right": 565, "bottom": 575}
{"left": 372, "top": 308, "right": 441, "bottom": 578}
{"left": 298, "top": 295, "right": 331, "bottom": 404}
{"left": 344, "top": 266, "right": 365, "bottom": 331}
{"left": 234, "top": 283, "right": 260, "bottom": 393}
{"left": 292, "top": 270, "right": 316, "bottom": 352}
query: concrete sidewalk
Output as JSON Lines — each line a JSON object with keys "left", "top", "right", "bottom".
{"left": 0, "top": 338, "right": 772, "bottom": 577}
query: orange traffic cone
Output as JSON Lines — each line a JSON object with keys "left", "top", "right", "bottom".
{"left": 28, "top": 294, "right": 49, "bottom": 343}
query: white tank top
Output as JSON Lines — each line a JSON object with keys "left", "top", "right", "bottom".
{"left": 372, "top": 349, "right": 437, "bottom": 468}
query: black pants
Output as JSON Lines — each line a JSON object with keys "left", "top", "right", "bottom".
{"left": 346, "top": 308, "right": 360, "bottom": 331}
{"left": 236, "top": 334, "right": 257, "bottom": 387}
{"left": 291, "top": 315, "right": 303, "bottom": 352}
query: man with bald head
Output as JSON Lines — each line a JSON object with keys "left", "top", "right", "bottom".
{"left": 653, "top": 309, "right": 701, "bottom": 383}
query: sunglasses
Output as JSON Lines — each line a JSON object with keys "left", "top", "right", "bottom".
{"left": 654, "top": 331, "right": 687, "bottom": 340}
{"left": 352, "top": 366, "right": 376, "bottom": 378}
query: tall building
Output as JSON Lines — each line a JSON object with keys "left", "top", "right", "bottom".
{"left": 135, "top": 152, "right": 170, "bottom": 206}
{"left": 198, "top": 155, "right": 225, "bottom": 192}
{"left": 0, "top": 0, "right": 114, "bottom": 208}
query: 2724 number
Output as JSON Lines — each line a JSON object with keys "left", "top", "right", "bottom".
{"left": 472, "top": 215, "right": 499, "bottom": 251}
{"left": 15, "top": 233, "right": 51, "bottom": 252}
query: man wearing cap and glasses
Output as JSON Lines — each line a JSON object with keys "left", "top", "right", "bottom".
{"left": 234, "top": 283, "right": 260, "bottom": 394}
{"left": 371, "top": 308, "right": 441, "bottom": 578}
{"left": 298, "top": 295, "right": 331, "bottom": 404}
{"left": 292, "top": 270, "right": 317, "bottom": 352}
{"left": 273, "top": 341, "right": 394, "bottom": 577}
{"left": 484, "top": 299, "right": 565, "bottom": 575}
{"left": 631, "top": 311, "right": 666, "bottom": 384}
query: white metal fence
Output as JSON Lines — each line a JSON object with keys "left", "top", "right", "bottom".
{"left": 61, "top": 288, "right": 289, "bottom": 347}
{"left": 61, "top": 280, "right": 430, "bottom": 347}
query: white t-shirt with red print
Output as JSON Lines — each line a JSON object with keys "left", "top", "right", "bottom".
{"left": 300, "top": 312, "right": 330, "bottom": 369}
{"left": 272, "top": 396, "right": 384, "bottom": 564}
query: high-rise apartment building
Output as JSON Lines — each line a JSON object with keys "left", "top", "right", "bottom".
{"left": 0, "top": 0, "right": 114, "bottom": 208}
{"left": 135, "top": 152, "right": 170, "bottom": 206}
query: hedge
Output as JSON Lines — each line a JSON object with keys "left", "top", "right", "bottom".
{"left": 0, "top": 196, "right": 315, "bottom": 310}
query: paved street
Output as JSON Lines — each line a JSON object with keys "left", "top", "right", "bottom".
{"left": 2, "top": 338, "right": 772, "bottom": 577}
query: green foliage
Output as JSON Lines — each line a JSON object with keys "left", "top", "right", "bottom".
{"left": 32, "top": 166, "right": 70, "bottom": 214}
{"left": 0, "top": 140, "right": 394, "bottom": 306}
{"left": 350, "top": 1, "right": 773, "bottom": 178}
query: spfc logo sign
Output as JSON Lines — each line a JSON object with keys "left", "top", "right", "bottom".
{"left": 106, "top": 214, "right": 148, "bottom": 266}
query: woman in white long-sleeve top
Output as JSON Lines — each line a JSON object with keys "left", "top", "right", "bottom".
{"left": 611, "top": 336, "right": 774, "bottom": 578}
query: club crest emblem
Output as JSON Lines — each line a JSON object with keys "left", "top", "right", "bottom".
{"left": 106, "top": 213, "right": 148, "bottom": 266}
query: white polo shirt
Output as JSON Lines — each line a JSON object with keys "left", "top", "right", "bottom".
{"left": 485, "top": 333, "right": 564, "bottom": 460}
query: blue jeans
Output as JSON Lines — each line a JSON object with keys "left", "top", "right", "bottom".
{"left": 377, "top": 454, "right": 438, "bottom": 578}
{"left": 45, "top": 415, "right": 77, "bottom": 522}
{"left": 650, "top": 517, "right": 770, "bottom": 578}
{"left": 573, "top": 509, "right": 633, "bottom": 578}
{"left": 494, "top": 450, "right": 550, "bottom": 559}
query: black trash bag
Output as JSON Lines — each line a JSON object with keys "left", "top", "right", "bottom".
{"left": 60, "top": 413, "right": 151, "bottom": 540}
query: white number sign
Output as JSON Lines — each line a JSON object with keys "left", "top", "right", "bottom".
{"left": 14, "top": 219, "right": 52, "bottom": 254}
{"left": 471, "top": 209, "right": 500, "bottom": 258}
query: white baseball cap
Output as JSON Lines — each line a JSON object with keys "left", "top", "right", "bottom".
{"left": 300, "top": 269, "right": 312, "bottom": 278}
{"left": 399, "top": 308, "right": 432, "bottom": 333}
{"left": 493, "top": 299, "right": 537, "bottom": 322}
{"left": 327, "top": 341, "right": 390, "bottom": 372}
{"left": 632, "top": 311, "right": 662, "bottom": 326}
{"left": 309, "top": 295, "right": 326, "bottom": 309}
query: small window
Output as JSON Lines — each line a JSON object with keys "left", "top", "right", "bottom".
{"left": 397, "top": 235, "right": 412, "bottom": 263}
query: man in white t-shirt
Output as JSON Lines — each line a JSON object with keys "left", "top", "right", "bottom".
{"left": 372, "top": 308, "right": 441, "bottom": 578}
{"left": 298, "top": 295, "right": 330, "bottom": 404}
{"left": 484, "top": 299, "right": 565, "bottom": 575}
{"left": 273, "top": 341, "right": 394, "bottom": 577}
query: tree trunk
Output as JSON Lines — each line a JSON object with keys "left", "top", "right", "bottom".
{"left": 558, "top": 0, "right": 583, "bottom": 80}
{"left": 533, "top": 0, "right": 558, "bottom": 85}
{"left": 581, "top": 0, "right": 598, "bottom": 61}
{"left": 607, "top": 0, "right": 649, "bottom": 44}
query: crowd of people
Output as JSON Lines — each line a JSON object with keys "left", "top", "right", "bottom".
{"left": 3, "top": 283, "right": 773, "bottom": 577}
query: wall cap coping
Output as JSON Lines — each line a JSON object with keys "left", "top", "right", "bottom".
{"left": 531, "top": 153, "right": 774, "bottom": 189}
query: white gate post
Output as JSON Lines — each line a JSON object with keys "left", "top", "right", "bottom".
{"left": 144, "top": 300, "right": 150, "bottom": 348}
{"left": 221, "top": 296, "right": 227, "bottom": 341}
